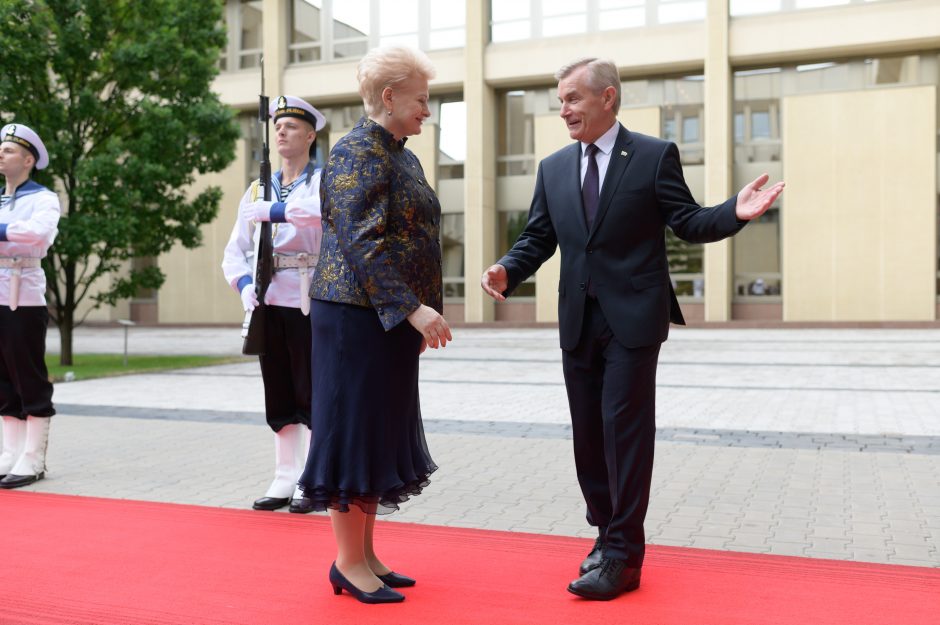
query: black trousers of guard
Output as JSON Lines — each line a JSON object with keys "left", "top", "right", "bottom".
{"left": 259, "top": 304, "right": 311, "bottom": 432}
{"left": 0, "top": 306, "right": 55, "bottom": 419}
{"left": 562, "top": 297, "right": 660, "bottom": 568}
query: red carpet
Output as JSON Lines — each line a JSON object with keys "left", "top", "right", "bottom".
{"left": 1, "top": 491, "right": 937, "bottom": 625}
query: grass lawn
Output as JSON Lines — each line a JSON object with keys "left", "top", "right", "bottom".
{"left": 45, "top": 354, "right": 250, "bottom": 382}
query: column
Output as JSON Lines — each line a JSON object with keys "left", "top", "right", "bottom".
{"left": 703, "top": 0, "right": 733, "bottom": 321}
{"left": 463, "top": 0, "right": 497, "bottom": 322}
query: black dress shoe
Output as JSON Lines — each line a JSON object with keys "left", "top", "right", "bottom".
{"left": 0, "top": 472, "right": 44, "bottom": 489}
{"left": 377, "top": 571, "right": 416, "bottom": 588}
{"left": 579, "top": 537, "right": 606, "bottom": 576}
{"left": 288, "top": 497, "right": 316, "bottom": 514}
{"left": 252, "top": 496, "right": 290, "bottom": 511}
{"left": 567, "top": 558, "right": 641, "bottom": 601}
{"left": 329, "top": 562, "right": 405, "bottom": 604}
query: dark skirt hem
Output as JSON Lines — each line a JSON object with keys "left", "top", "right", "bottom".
{"left": 300, "top": 464, "right": 437, "bottom": 515}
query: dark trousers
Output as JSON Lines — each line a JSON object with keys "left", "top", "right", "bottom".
{"left": 259, "top": 305, "right": 311, "bottom": 432}
{"left": 0, "top": 306, "right": 55, "bottom": 419}
{"left": 562, "top": 297, "right": 660, "bottom": 567}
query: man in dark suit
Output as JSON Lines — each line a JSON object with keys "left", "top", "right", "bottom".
{"left": 481, "top": 58, "right": 784, "bottom": 600}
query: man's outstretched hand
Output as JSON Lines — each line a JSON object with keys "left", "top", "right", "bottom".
{"left": 735, "top": 173, "right": 785, "bottom": 221}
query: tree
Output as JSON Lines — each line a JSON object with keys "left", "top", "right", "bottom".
{"left": 0, "top": 0, "right": 240, "bottom": 364}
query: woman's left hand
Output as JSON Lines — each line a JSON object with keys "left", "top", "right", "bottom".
{"left": 407, "top": 304, "right": 452, "bottom": 349}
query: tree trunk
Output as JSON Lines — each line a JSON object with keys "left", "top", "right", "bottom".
{"left": 59, "top": 310, "right": 74, "bottom": 366}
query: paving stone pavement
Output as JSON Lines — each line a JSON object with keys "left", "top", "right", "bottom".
{"left": 22, "top": 325, "right": 940, "bottom": 568}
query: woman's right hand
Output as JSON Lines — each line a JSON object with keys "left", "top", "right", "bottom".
{"left": 407, "top": 304, "right": 452, "bottom": 349}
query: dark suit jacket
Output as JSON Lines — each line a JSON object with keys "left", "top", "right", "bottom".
{"left": 498, "top": 124, "right": 745, "bottom": 351}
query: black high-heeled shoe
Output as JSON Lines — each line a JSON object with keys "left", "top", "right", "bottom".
{"left": 329, "top": 562, "right": 405, "bottom": 604}
{"left": 377, "top": 571, "right": 416, "bottom": 588}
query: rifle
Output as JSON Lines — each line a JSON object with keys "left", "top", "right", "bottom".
{"left": 241, "top": 58, "right": 274, "bottom": 355}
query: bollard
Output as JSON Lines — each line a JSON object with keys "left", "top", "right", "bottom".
{"left": 117, "top": 319, "right": 136, "bottom": 367}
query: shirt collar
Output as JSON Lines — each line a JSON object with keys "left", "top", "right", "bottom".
{"left": 0, "top": 179, "right": 41, "bottom": 197}
{"left": 581, "top": 121, "right": 621, "bottom": 157}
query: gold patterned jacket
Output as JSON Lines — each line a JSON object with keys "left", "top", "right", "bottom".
{"left": 311, "top": 117, "right": 443, "bottom": 330}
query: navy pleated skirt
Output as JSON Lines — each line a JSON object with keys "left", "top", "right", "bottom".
{"left": 298, "top": 299, "right": 437, "bottom": 514}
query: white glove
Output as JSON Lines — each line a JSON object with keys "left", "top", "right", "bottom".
{"left": 241, "top": 200, "right": 272, "bottom": 222}
{"left": 240, "top": 283, "right": 259, "bottom": 312}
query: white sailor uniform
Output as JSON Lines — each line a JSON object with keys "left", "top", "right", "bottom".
{"left": 221, "top": 162, "right": 322, "bottom": 510}
{"left": 0, "top": 173, "right": 60, "bottom": 487}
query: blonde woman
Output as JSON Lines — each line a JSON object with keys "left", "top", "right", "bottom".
{"left": 298, "top": 46, "right": 451, "bottom": 604}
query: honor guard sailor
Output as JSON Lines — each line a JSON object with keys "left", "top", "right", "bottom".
{"left": 0, "top": 123, "right": 60, "bottom": 489}
{"left": 222, "top": 96, "right": 325, "bottom": 513}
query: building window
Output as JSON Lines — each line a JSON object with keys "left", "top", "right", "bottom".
{"left": 542, "top": 0, "right": 588, "bottom": 37}
{"left": 662, "top": 118, "right": 676, "bottom": 141}
{"left": 221, "top": 0, "right": 264, "bottom": 71}
{"left": 730, "top": 0, "right": 888, "bottom": 17}
{"left": 436, "top": 98, "right": 466, "bottom": 300}
{"left": 282, "top": 0, "right": 465, "bottom": 67}
{"left": 600, "top": 0, "right": 645, "bottom": 31}
{"left": 662, "top": 105, "right": 704, "bottom": 164}
{"left": 732, "top": 208, "right": 782, "bottom": 300}
{"left": 439, "top": 100, "right": 466, "bottom": 180}
{"left": 290, "top": 0, "right": 323, "bottom": 64}
{"left": 682, "top": 115, "right": 700, "bottom": 143}
{"left": 497, "top": 91, "right": 536, "bottom": 176}
{"left": 751, "top": 110, "right": 771, "bottom": 139}
{"left": 491, "top": 1, "right": 531, "bottom": 42}
{"left": 332, "top": 0, "right": 371, "bottom": 59}
{"left": 733, "top": 68, "right": 783, "bottom": 304}
{"left": 659, "top": 76, "right": 706, "bottom": 296}
{"left": 378, "top": 0, "right": 419, "bottom": 48}
{"left": 442, "top": 213, "right": 465, "bottom": 299}
{"left": 498, "top": 212, "right": 535, "bottom": 297}
{"left": 240, "top": 113, "right": 263, "bottom": 188}
{"left": 429, "top": 0, "right": 466, "bottom": 49}
{"left": 234, "top": 0, "right": 263, "bottom": 70}
{"left": 491, "top": 0, "right": 705, "bottom": 42}
{"left": 658, "top": 0, "right": 706, "bottom": 24}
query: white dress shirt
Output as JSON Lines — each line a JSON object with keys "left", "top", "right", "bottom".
{"left": 579, "top": 121, "right": 622, "bottom": 196}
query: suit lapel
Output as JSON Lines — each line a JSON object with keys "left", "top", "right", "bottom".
{"left": 588, "top": 125, "right": 635, "bottom": 241}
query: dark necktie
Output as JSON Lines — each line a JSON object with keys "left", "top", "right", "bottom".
{"left": 581, "top": 143, "right": 599, "bottom": 229}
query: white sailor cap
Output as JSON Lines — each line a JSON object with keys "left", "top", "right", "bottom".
{"left": 1, "top": 123, "right": 49, "bottom": 170}
{"left": 270, "top": 95, "right": 326, "bottom": 132}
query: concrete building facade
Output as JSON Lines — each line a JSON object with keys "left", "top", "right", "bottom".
{"left": 96, "top": 0, "right": 940, "bottom": 326}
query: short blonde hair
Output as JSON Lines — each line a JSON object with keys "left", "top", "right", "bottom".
{"left": 357, "top": 46, "right": 436, "bottom": 117}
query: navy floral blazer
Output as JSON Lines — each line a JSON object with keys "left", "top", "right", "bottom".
{"left": 311, "top": 117, "right": 443, "bottom": 331}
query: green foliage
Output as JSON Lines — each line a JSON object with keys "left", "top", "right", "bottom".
{"left": 0, "top": 0, "right": 239, "bottom": 332}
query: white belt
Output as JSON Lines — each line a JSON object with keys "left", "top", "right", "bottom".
{"left": 273, "top": 253, "right": 317, "bottom": 269}
{"left": 0, "top": 257, "right": 40, "bottom": 311}
{"left": 273, "top": 253, "right": 318, "bottom": 316}
{"left": 0, "top": 257, "right": 41, "bottom": 269}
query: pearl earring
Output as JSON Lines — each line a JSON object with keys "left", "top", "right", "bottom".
{"left": 386, "top": 110, "right": 392, "bottom": 116}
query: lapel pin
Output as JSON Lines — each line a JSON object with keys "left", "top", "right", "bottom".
{"left": 621, "top": 150, "right": 628, "bottom": 157}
